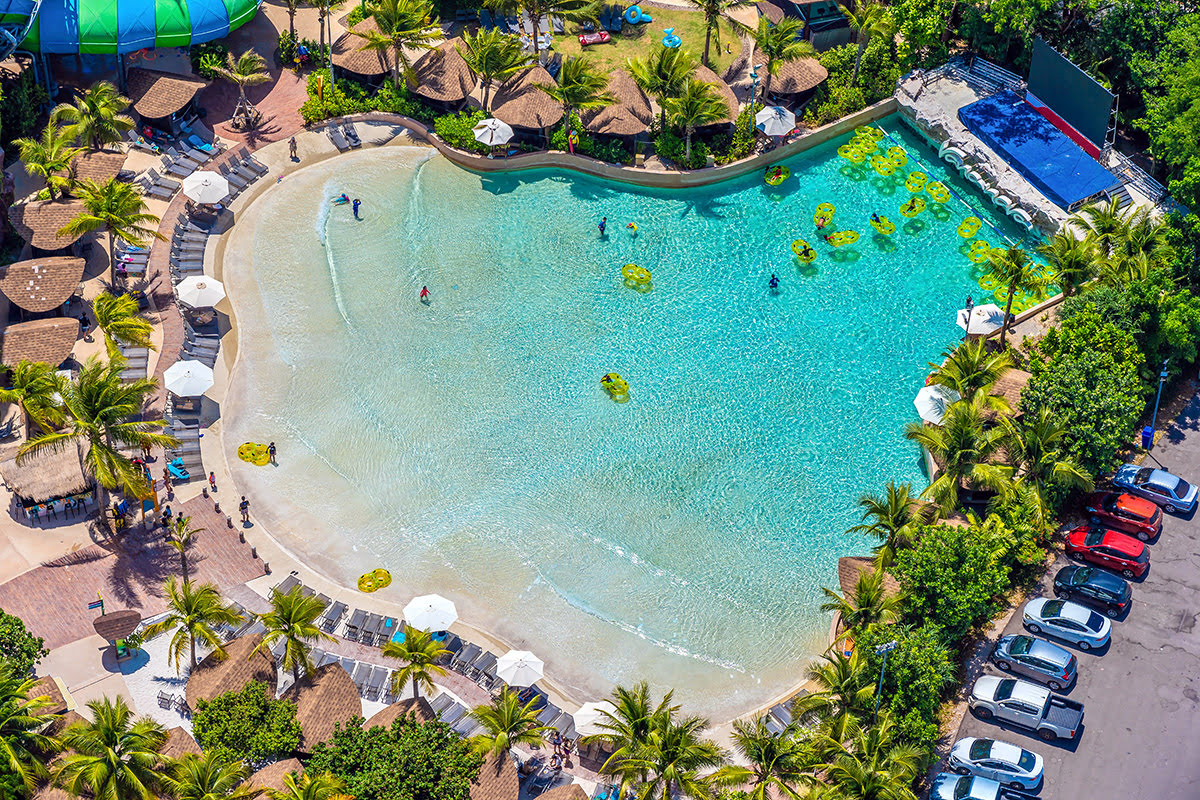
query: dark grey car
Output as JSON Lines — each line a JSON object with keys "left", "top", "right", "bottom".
{"left": 991, "top": 634, "right": 1077, "bottom": 690}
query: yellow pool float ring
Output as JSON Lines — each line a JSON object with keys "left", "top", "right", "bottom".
{"left": 237, "top": 443, "right": 271, "bottom": 466}
{"left": 813, "top": 203, "right": 836, "bottom": 228}
{"left": 621, "top": 263, "right": 652, "bottom": 285}
{"left": 855, "top": 125, "right": 885, "bottom": 141}
{"left": 791, "top": 239, "right": 817, "bottom": 262}
{"left": 957, "top": 216, "right": 982, "bottom": 238}
{"left": 925, "top": 181, "right": 951, "bottom": 204}
{"left": 601, "top": 373, "right": 629, "bottom": 401}
{"left": 826, "top": 229, "right": 860, "bottom": 247}
{"left": 870, "top": 154, "right": 894, "bottom": 176}
{"left": 888, "top": 152, "right": 907, "bottom": 168}
{"left": 904, "top": 171, "right": 927, "bottom": 192}
{"left": 869, "top": 215, "right": 896, "bottom": 235}
{"left": 968, "top": 248, "right": 991, "bottom": 264}
{"left": 846, "top": 148, "right": 866, "bottom": 164}
{"left": 887, "top": 145, "right": 906, "bottom": 159}
{"left": 978, "top": 273, "right": 999, "bottom": 290}
{"left": 837, "top": 144, "right": 858, "bottom": 161}
{"left": 357, "top": 568, "right": 392, "bottom": 593}
{"left": 899, "top": 196, "right": 927, "bottom": 218}
{"left": 851, "top": 136, "right": 877, "bottom": 154}
{"left": 764, "top": 165, "right": 790, "bottom": 186}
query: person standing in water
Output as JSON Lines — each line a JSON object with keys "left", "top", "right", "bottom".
{"left": 598, "top": 216, "right": 607, "bottom": 236}
{"left": 420, "top": 286, "right": 431, "bottom": 304}
{"left": 352, "top": 199, "right": 361, "bottom": 219}
{"left": 769, "top": 274, "right": 779, "bottom": 290}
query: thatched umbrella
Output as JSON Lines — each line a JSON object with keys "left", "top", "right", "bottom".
{"left": 412, "top": 39, "right": 476, "bottom": 106}
{"left": 750, "top": 49, "right": 829, "bottom": 96}
{"left": 540, "top": 785, "right": 588, "bottom": 800}
{"left": 7, "top": 200, "right": 89, "bottom": 251}
{"left": 580, "top": 71, "right": 653, "bottom": 137}
{"left": 0, "top": 256, "right": 87, "bottom": 314}
{"left": 185, "top": 634, "right": 275, "bottom": 708}
{"left": 692, "top": 65, "right": 738, "bottom": 126}
{"left": 279, "top": 663, "right": 362, "bottom": 753}
{"left": 92, "top": 609, "right": 142, "bottom": 642}
{"left": 0, "top": 439, "right": 90, "bottom": 505}
{"left": 0, "top": 318, "right": 81, "bottom": 370}
{"left": 836, "top": 556, "right": 901, "bottom": 598}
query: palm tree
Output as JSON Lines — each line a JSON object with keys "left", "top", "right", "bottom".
{"left": 162, "top": 751, "right": 261, "bottom": 800}
{"left": 903, "top": 394, "right": 1013, "bottom": 513}
{"left": 309, "top": 0, "right": 333, "bottom": 56}
{"left": 1037, "top": 230, "right": 1096, "bottom": 296}
{"left": 537, "top": 56, "right": 613, "bottom": 145}
{"left": 1001, "top": 406, "right": 1093, "bottom": 535}
{"left": 628, "top": 46, "right": 698, "bottom": 130}
{"left": 143, "top": 578, "right": 243, "bottom": 673}
{"left": 665, "top": 79, "right": 728, "bottom": 163}
{"left": 18, "top": 355, "right": 177, "bottom": 511}
{"left": 485, "top": 0, "right": 598, "bottom": 66}
{"left": 684, "top": 0, "right": 750, "bottom": 67}
{"left": 847, "top": 481, "right": 931, "bottom": 566}
{"left": 1102, "top": 207, "right": 1169, "bottom": 286}
{"left": 56, "top": 178, "right": 164, "bottom": 285}
{"left": 0, "top": 360, "right": 64, "bottom": 435}
{"left": 620, "top": 711, "right": 725, "bottom": 800}
{"left": 1070, "top": 197, "right": 1130, "bottom": 259}
{"left": 457, "top": 28, "right": 529, "bottom": 110}
{"left": 0, "top": 665, "right": 60, "bottom": 795}
{"left": 820, "top": 567, "right": 902, "bottom": 633}
{"left": 986, "top": 245, "right": 1045, "bottom": 348}
{"left": 13, "top": 124, "right": 82, "bottom": 200}
{"left": 213, "top": 50, "right": 272, "bottom": 129}
{"left": 752, "top": 18, "right": 814, "bottom": 100}
{"left": 271, "top": 772, "right": 346, "bottom": 800}
{"left": 55, "top": 696, "right": 167, "bottom": 800}
{"left": 281, "top": 0, "right": 303, "bottom": 41}
{"left": 467, "top": 689, "right": 547, "bottom": 759}
{"left": 815, "top": 714, "right": 921, "bottom": 800}
{"left": 50, "top": 81, "right": 134, "bottom": 149}
{"left": 91, "top": 292, "right": 155, "bottom": 360}
{"left": 353, "top": 0, "right": 441, "bottom": 88}
{"left": 708, "top": 715, "right": 815, "bottom": 800}
{"left": 793, "top": 650, "right": 874, "bottom": 739}
{"left": 252, "top": 587, "right": 334, "bottom": 685}
{"left": 926, "top": 337, "right": 1013, "bottom": 415}
{"left": 381, "top": 624, "right": 449, "bottom": 700}
{"left": 588, "top": 682, "right": 677, "bottom": 788}
{"left": 838, "top": 0, "right": 893, "bottom": 85}
{"left": 165, "top": 515, "right": 204, "bottom": 581}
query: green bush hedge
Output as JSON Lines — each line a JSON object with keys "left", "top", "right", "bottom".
{"left": 549, "top": 114, "right": 631, "bottom": 164}
{"left": 434, "top": 110, "right": 491, "bottom": 154}
{"left": 300, "top": 70, "right": 434, "bottom": 125}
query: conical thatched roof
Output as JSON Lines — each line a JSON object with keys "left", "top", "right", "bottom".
{"left": 540, "top": 785, "right": 588, "bottom": 800}
{"left": 580, "top": 71, "right": 653, "bottom": 136}
{"left": 92, "top": 609, "right": 142, "bottom": 641}
{"left": 693, "top": 64, "right": 738, "bottom": 125}
{"left": 0, "top": 317, "right": 79, "bottom": 369}
{"left": 331, "top": 16, "right": 392, "bottom": 77}
{"left": 366, "top": 696, "right": 436, "bottom": 728}
{"left": 185, "top": 634, "right": 275, "bottom": 708}
{"left": 836, "top": 556, "right": 901, "bottom": 598}
{"left": 243, "top": 758, "right": 303, "bottom": 792}
{"left": 751, "top": 49, "right": 828, "bottom": 94}
{"left": 0, "top": 438, "right": 90, "bottom": 503}
{"left": 69, "top": 149, "right": 127, "bottom": 184}
{"left": 991, "top": 368, "right": 1032, "bottom": 413}
{"left": 492, "top": 66, "right": 563, "bottom": 130}
{"left": 0, "top": 256, "right": 86, "bottom": 313}
{"left": 279, "top": 662, "right": 362, "bottom": 753}
{"left": 412, "top": 39, "right": 475, "bottom": 103}
{"left": 470, "top": 752, "right": 519, "bottom": 800}
{"left": 161, "top": 726, "right": 202, "bottom": 759}
{"left": 127, "top": 68, "right": 207, "bottom": 119}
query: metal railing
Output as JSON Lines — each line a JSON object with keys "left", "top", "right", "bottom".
{"left": 1105, "top": 151, "right": 1169, "bottom": 204}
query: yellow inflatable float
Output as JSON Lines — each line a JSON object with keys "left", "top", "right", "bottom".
{"left": 237, "top": 443, "right": 271, "bottom": 466}
{"left": 926, "top": 181, "right": 951, "bottom": 204}
{"left": 764, "top": 165, "right": 790, "bottom": 185}
{"left": 837, "top": 144, "right": 864, "bottom": 163}
{"left": 957, "top": 216, "right": 983, "bottom": 238}
{"left": 621, "top": 263, "right": 652, "bottom": 290}
{"left": 792, "top": 239, "right": 817, "bottom": 263}
{"left": 813, "top": 202, "right": 836, "bottom": 228}
{"left": 601, "top": 373, "right": 629, "bottom": 402}
{"left": 904, "top": 171, "right": 928, "bottom": 192}
{"left": 967, "top": 240, "right": 993, "bottom": 263}
{"left": 855, "top": 125, "right": 885, "bottom": 141}
{"left": 899, "top": 196, "right": 927, "bottom": 218}
{"left": 825, "top": 229, "right": 860, "bottom": 247}
{"left": 357, "top": 568, "right": 392, "bottom": 593}
{"left": 869, "top": 215, "right": 896, "bottom": 235}
{"left": 870, "top": 154, "right": 895, "bottom": 176}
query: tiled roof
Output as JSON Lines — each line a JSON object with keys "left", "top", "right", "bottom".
{"left": 0, "top": 256, "right": 86, "bottom": 313}
{"left": 70, "top": 149, "right": 127, "bottom": 184}
{"left": 279, "top": 662, "right": 362, "bottom": 753}
{"left": 7, "top": 200, "right": 89, "bottom": 250}
{"left": 413, "top": 39, "right": 476, "bottom": 103}
{"left": 331, "top": 17, "right": 392, "bottom": 77}
{"left": 580, "top": 70, "right": 653, "bottom": 136}
{"left": 470, "top": 753, "right": 519, "bottom": 800}
{"left": 492, "top": 66, "right": 564, "bottom": 130}
{"left": 0, "top": 318, "right": 78, "bottom": 369}
{"left": 185, "top": 634, "right": 275, "bottom": 708}
{"left": 127, "top": 68, "right": 207, "bottom": 119}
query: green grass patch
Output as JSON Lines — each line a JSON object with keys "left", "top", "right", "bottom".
{"left": 553, "top": 8, "right": 739, "bottom": 75}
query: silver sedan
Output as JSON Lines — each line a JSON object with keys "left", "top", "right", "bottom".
{"left": 947, "top": 737, "right": 1044, "bottom": 790}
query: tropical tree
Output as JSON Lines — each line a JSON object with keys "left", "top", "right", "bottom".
{"left": 280, "top": 0, "right": 304, "bottom": 40}
{"left": 839, "top": 0, "right": 894, "bottom": 85}
{"left": 820, "top": 567, "right": 902, "bottom": 633}
{"left": 18, "top": 355, "right": 177, "bottom": 510}
{"left": 752, "top": 18, "right": 815, "bottom": 100}
{"left": 353, "top": 0, "right": 441, "bottom": 88}
{"left": 1037, "top": 230, "right": 1096, "bottom": 296}
{"left": 252, "top": 587, "right": 333, "bottom": 685}
{"left": 485, "top": 0, "right": 598, "bottom": 65}
{"left": 628, "top": 46, "right": 698, "bottom": 129}
{"left": 684, "top": 0, "right": 750, "bottom": 67}
{"left": 165, "top": 515, "right": 204, "bottom": 581}
{"left": 161, "top": 751, "right": 262, "bottom": 800}
{"left": 537, "top": 56, "right": 613, "bottom": 145}
{"left": 1102, "top": 207, "right": 1170, "bottom": 286}
{"left": 381, "top": 624, "right": 450, "bottom": 700}
{"left": 0, "top": 665, "right": 60, "bottom": 795}
{"left": 618, "top": 710, "right": 725, "bottom": 800}
{"left": 708, "top": 715, "right": 815, "bottom": 800}
{"left": 457, "top": 28, "right": 529, "bottom": 110}
{"left": 467, "top": 689, "right": 547, "bottom": 759}
{"left": 91, "top": 292, "right": 155, "bottom": 360}
{"left": 13, "top": 124, "right": 81, "bottom": 200}
{"left": 309, "top": 0, "right": 333, "bottom": 56}
{"left": 1070, "top": 197, "right": 1130, "bottom": 259}
{"left": 271, "top": 771, "right": 346, "bottom": 800}
{"left": 1001, "top": 405, "right": 1093, "bottom": 535}
{"left": 0, "top": 361, "right": 64, "bottom": 435}
{"left": 665, "top": 79, "right": 728, "bottom": 163}
{"left": 587, "top": 682, "right": 677, "bottom": 787}
{"left": 793, "top": 650, "right": 875, "bottom": 740}
{"left": 50, "top": 81, "right": 134, "bottom": 149}
{"left": 143, "top": 579, "right": 243, "bottom": 673}
{"left": 847, "top": 481, "right": 932, "bottom": 565}
{"left": 814, "top": 713, "right": 922, "bottom": 800}
{"left": 56, "top": 178, "right": 164, "bottom": 285}
{"left": 213, "top": 49, "right": 272, "bottom": 129}
{"left": 54, "top": 696, "right": 167, "bottom": 800}
{"left": 926, "top": 337, "right": 1013, "bottom": 414}
{"left": 903, "top": 394, "right": 1013, "bottom": 512}
{"left": 986, "top": 245, "right": 1046, "bottom": 348}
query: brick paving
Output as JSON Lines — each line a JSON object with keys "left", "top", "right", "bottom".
{"left": 200, "top": 69, "right": 308, "bottom": 148}
{"left": 0, "top": 495, "right": 264, "bottom": 650}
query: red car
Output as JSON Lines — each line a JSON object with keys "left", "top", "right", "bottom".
{"left": 1065, "top": 525, "right": 1150, "bottom": 578}
{"left": 1084, "top": 492, "right": 1162, "bottom": 541}
{"left": 578, "top": 31, "right": 611, "bottom": 46}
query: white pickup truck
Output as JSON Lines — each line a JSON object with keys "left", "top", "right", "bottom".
{"left": 968, "top": 676, "right": 1084, "bottom": 742}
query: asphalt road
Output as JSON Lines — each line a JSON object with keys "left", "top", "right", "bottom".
{"left": 952, "top": 392, "right": 1200, "bottom": 800}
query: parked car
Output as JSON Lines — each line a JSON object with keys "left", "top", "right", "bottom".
{"left": 1064, "top": 525, "right": 1149, "bottom": 578}
{"left": 947, "top": 738, "right": 1045, "bottom": 790}
{"left": 1022, "top": 597, "right": 1111, "bottom": 650}
{"left": 991, "top": 634, "right": 1077, "bottom": 690}
{"left": 1111, "top": 463, "right": 1197, "bottom": 514}
{"left": 968, "top": 675, "right": 1084, "bottom": 741}
{"left": 1085, "top": 491, "right": 1162, "bottom": 540}
{"left": 578, "top": 30, "right": 611, "bottom": 45}
{"left": 1053, "top": 565, "right": 1131, "bottom": 618}
{"left": 931, "top": 773, "right": 1040, "bottom": 800}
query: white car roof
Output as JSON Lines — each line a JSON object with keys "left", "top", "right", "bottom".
{"left": 1006, "top": 678, "right": 1051, "bottom": 706}
{"left": 967, "top": 776, "right": 1000, "bottom": 800}
{"left": 1027, "top": 596, "right": 1090, "bottom": 625}
{"left": 987, "top": 739, "right": 1024, "bottom": 765}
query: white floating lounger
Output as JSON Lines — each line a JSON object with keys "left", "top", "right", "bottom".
{"left": 1008, "top": 206, "right": 1035, "bottom": 230}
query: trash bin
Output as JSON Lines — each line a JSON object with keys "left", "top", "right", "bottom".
{"left": 1141, "top": 426, "right": 1153, "bottom": 449}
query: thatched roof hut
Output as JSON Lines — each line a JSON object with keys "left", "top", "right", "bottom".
{"left": 243, "top": 758, "right": 304, "bottom": 792}
{"left": 331, "top": 17, "right": 392, "bottom": 78}
{"left": 7, "top": 200, "right": 88, "bottom": 250}
{"left": 45, "top": 709, "right": 86, "bottom": 737}
{"left": 836, "top": 556, "right": 901, "bottom": 598}
{"left": 991, "top": 368, "right": 1032, "bottom": 415}
{"left": 540, "top": 785, "right": 588, "bottom": 800}
{"left": 69, "top": 150, "right": 127, "bottom": 184}
{"left": 0, "top": 256, "right": 86, "bottom": 313}
{"left": 492, "top": 66, "right": 564, "bottom": 130}
{"left": 470, "top": 753, "right": 519, "bottom": 800}
{"left": 580, "top": 71, "right": 653, "bottom": 137}
{"left": 693, "top": 65, "right": 738, "bottom": 125}
{"left": 756, "top": 1, "right": 786, "bottom": 22}
{"left": 185, "top": 634, "right": 275, "bottom": 708}
{"left": 412, "top": 39, "right": 475, "bottom": 104}
{"left": 93, "top": 609, "right": 142, "bottom": 641}
{"left": 161, "top": 726, "right": 202, "bottom": 759}
{"left": 0, "top": 439, "right": 90, "bottom": 503}
{"left": 127, "top": 68, "right": 207, "bottom": 119}
{"left": 751, "top": 50, "right": 828, "bottom": 95}
{"left": 365, "top": 696, "right": 436, "bottom": 729}
{"left": 0, "top": 318, "right": 79, "bottom": 368}
{"left": 29, "top": 675, "right": 70, "bottom": 715}
{"left": 279, "top": 663, "right": 362, "bottom": 753}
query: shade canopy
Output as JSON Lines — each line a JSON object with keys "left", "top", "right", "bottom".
{"left": 473, "top": 118, "right": 514, "bottom": 147}
{"left": 913, "top": 384, "right": 960, "bottom": 425}
{"left": 693, "top": 65, "right": 738, "bottom": 125}
{"left": 186, "top": 634, "right": 275, "bottom": 707}
{"left": 164, "top": 359, "right": 214, "bottom": 396}
{"left": 957, "top": 302, "right": 1007, "bottom": 335}
{"left": 331, "top": 16, "right": 392, "bottom": 77}
{"left": 92, "top": 609, "right": 141, "bottom": 641}
{"left": 176, "top": 275, "right": 226, "bottom": 308}
{"left": 495, "top": 650, "right": 543, "bottom": 687}
{"left": 412, "top": 39, "right": 475, "bottom": 103}
{"left": 126, "top": 69, "right": 208, "bottom": 118}
{"left": 572, "top": 700, "right": 615, "bottom": 736}
{"left": 0, "top": 256, "right": 86, "bottom": 313}
{"left": 403, "top": 594, "right": 458, "bottom": 631}
{"left": 755, "top": 105, "right": 796, "bottom": 137}
{"left": 580, "top": 71, "right": 653, "bottom": 137}
{"left": 0, "top": 318, "right": 79, "bottom": 368}
{"left": 182, "top": 171, "right": 230, "bottom": 204}
{"left": 492, "top": 66, "right": 564, "bottom": 130}
{"left": 7, "top": 200, "right": 88, "bottom": 250}
{"left": 0, "top": 439, "right": 90, "bottom": 502}
{"left": 280, "top": 663, "right": 362, "bottom": 753}
{"left": 21, "top": 0, "right": 260, "bottom": 55}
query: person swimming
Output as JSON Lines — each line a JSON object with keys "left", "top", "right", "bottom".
{"left": 823, "top": 233, "right": 834, "bottom": 243}
{"left": 871, "top": 212, "right": 881, "bottom": 223}
{"left": 816, "top": 216, "right": 829, "bottom": 229}
{"left": 333, "top": 193, "right": 350, "bottom": 205}
{"left": 769, "top": 274, "right": 779, "bottom": 289}
{"left": 802, "top": 245, "right": 815, "bottom": 259}
{"left": 626, "top": 222, "right": 638, "bottom": 235}
{"left": 598, "top": 216, "right": 607, "bottom": 235}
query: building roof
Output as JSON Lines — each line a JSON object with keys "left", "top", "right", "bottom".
{"left": 836, "top": 556, "right": 901, "bottom": 598}
{"left": 7, "top": 200, "right": 89, "bottom": 250}
{"left": 470, "top": 753, "right": 519, "bottom": 800}
{"left": 69, "top": 149, "right": 127, "bottom": 184}
{"left": 29, "top": 675, "right": 69, "bottom": 715}
{"left": 580, "top": 70, "right": 653, "bottom": 136}
{"left": 0, "top": 318, "right": 79, "bottom": 370}
{"left": 0, "top": 256, "right": 86, "bottom": 313}
{"left": 45, "top": 708, "right": 87, "bottom": 738}
{"left": 92, "top": 609, "right": 142, "bottom": 641}
{"left": 992, "top": 368, "right": 1032, "bottom": 413}
{"left": 0, "top": 431, "right": 89, "bottom": 503}
{"left": 243, "top": 758, "right": 304, "bottom": 792}
{"left": 756, "top": 0, "right": 786, "bottom": 22}
{"left": 331, "top": 16, "right": 393, "bottom": 77}
{"left": 693, "top": 64, "right": 738, "bottom": 125}
{"left": 126, "top": 68, "right": 207, "bottom": 119}
{"left": 751, "top": 49, "right": 828, "bottom": 94}
{"left": 160, "top": 726, "right": 202, "bottom": 759}
{"left": 185, "top": 634, "right": 275, "bottom": 708}
{"left": 540, "top": 785, "right": 589, "bottom": 800}
{"left": 279, "top": 662, "right": 362, "bottom": 753}
{"left": 492, "top": 66, "right": 564, "bottom": 130}
{"left": 412, "top": 39, "right": 475, "bottom": 103}
{"left": 365, "top": 696, "right": 436, "bottom": 729}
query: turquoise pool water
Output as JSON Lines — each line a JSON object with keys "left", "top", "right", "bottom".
{"left": 226, "top": 116, "right": 1037, "bottom": 716}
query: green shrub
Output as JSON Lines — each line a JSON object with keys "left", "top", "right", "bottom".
{"left": 192, "top": 681, "right": 301, "bottom": 768}
{"left": 300, "top": 70, "right": 434, "bottom": 125}
{"left": 0, "top": 69, "right": 48, "bottom": 151}
{"left": 856, "top": 622, "right": 957, "bottom": 752}
{"left": 434, "top": 109, "right": 490, "bottom": 154}
{"left": 549, "top": 114, "right": 631, "bottom": 163}
{"left": 653, "top": 130, "right": 709, "bottom": 169}
{"left": 189, "top": 41, "right": 229, "bottom": 80}
{"left": 0, "top": 610, "right": 47, "bottom": 675}
{"left": 806, "top": 83, "right": 869, "bottom": 126}
{"left": 279, "top": 30, "right": 298, "bottom": 67}
{"left": 346, "top": 3, "right": 370, "bottom": 26}
{"left": 714, "top": 103, "right": 760, "bottom": 165}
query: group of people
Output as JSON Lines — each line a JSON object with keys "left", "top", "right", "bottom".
{"left": 333, "top": 193, "right": 363, "bottom": 219}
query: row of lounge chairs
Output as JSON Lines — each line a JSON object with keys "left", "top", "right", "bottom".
{"left": 327, "top": 120, "right": 363, "bottom": 152}
{"left": 477, "top": 10, "right": 565, "bottom": 35}
{"left": 597, "top": 4, "right": 625, "bottom": 32}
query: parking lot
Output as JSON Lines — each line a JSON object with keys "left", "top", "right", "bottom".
{"left": 953, "top": 393, "right": 1200, "bottom": 799}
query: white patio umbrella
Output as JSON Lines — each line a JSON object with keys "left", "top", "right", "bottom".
{"left": 913, "top": 384, "right": 961, "bottom": 425}
{"left": 755, "top": 105, "right": 796, "bottom": 137}
{"left": 495, "top": 650, "right": 544, "bottom": 687}
{"left": 403, "top": 594, "right": 458, "bottom": 631}
{"left": 176, "top": 276, "right": 226, "bottom": 308}
{"left": 181, "top": 171, "right": 230, "bottom": 204}
{"left": 957, "top": 303, "right": 1007, "bottom": 335}
{"left": 572, "top": 701, "right": 616, "bottom": 736}
{"left": 163, "top": 360, "right": 214, "bottom": 397}
{"left": 473, "top": 118, "right": 514, "bottom": 147}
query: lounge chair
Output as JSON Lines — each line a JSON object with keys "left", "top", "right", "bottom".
{"left": 320, "top": 601, "right": 346, "bottom": 633}
{"left": 126, "top": 130, "right": 163, "bottom": 154}
{"left": 327, "top": 123, "right": 351, "bottom": 152}
{"left": 546, "top": 52, "right": 563, "bottom": 79}
{"left": 361, "top": 613, "right": 383, "bottom": 645}
{"left": 552, "top": 15, "right": 564, "bottom": 33}
{"left": 367, "top": 665, "right": 387, "bottom": 698}
{"left": 468, "top": 651, "right": 496, "bottom": 681}
{"left": 536, "top": 703, "right": 561, "bottom": 726}
{"left": 352, "top": 662, "right": 372, "bottom": 695}
{"left": 167, "top": 146, "right": 204, "bottom": 168}
{"left": 167, "top": 458, "right": 190, "bottom": 481}
{"left": 597, "top": 6, "right": 610, "bottom": 29}
{"left": 451, "top": 714, "right": 481, "bottom": 736}
{"left": 338, "top": 656, "right": 357, "bottom": 676}
{"left": 344, "top": 608, "right": 366, "bottom": 639}
{"left": 178, "top": 142, "right": 213, "bottom": 163}
{"left": 275, "top": 574, "right": 301, "bottom": 594}
{"left": 0, "top": 417, "right": 16, "bottom": 440}
{"left": 439, "top": 703, "right": 467, "bottom": 725}
{"left": 135, "top": 177, "right": 173, "bottom": 200}
{"left": 609, "top": 4, "right": 624, "bottom": 32}
{"left": 217, "top": 163, "right": 250, "bottom": 189}
{"left": 343, "top": 121, "right": 362, "bottom": 148}
{"left": 527, "top": 768, "right": 560, "bottom": 796}
{"left": 452, "top": 643, "right": 481, "bottom": 672}
{"left": 160, "top": 155, "right": 195, "bottom": 178}
{"left": 479, "top": 8, "right": 494, "bottom": 29}
{"left": 235, "top": 147, "right": 269, "bottom": 175}
{"left": 437, "top": 634, "right": 463, "bottom": 664}
{"left": 428, "top": 693, "right": 455, "bottom": 715}
{"left": 538, "top": 15, "right": 551, "bottom": 33}
{"left": 187, "top": 134, "right": 219, "bottom": 153}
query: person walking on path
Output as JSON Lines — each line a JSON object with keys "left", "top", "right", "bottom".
{"left": 208, "top": 472, "right": 218, "bottom": 492}
{"left": 268, "top": 442, "right": 277, "bottom": 465}
{"left": 239, "top": 496, "right": 250, "bottom": 524}
{"left": 289, "top": 137, "right": 298, "bottom": 161}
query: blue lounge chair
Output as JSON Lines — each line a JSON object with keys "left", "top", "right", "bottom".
{"left": 480, "top": 8, "right": 494, "bottom": 29}
{"left": 167, "top": 458, "right": 190, "bottom": 481}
